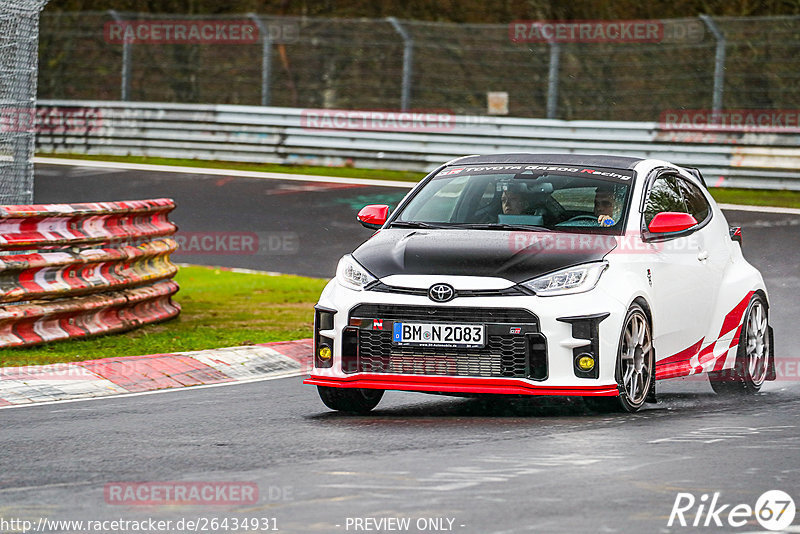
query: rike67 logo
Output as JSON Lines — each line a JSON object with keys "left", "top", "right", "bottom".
{"left": 668, "top": 490, "right": 795, "bottom": 531}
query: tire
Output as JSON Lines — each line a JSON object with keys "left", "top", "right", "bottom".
{"left": 317, "top": 386, "right": 384, "bottom": 413}
{"left": 708, "top": 294, "right": 769, "bottom": 395}
{"left": 585, "top": 303, "right": 654, "bottom": 413}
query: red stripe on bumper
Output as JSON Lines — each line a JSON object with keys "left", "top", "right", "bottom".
{"left": 304, "top": 374, "right": 619, "bottom": 397}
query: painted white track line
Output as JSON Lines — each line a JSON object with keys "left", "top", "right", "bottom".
{"left": 34, "top": 157, "right": 417, "bottom": 189}
{"left": 717, "top": 202, "right": 800, "bottom": 215}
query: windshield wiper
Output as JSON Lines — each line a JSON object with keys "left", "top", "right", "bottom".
{"left": 389, "top": 221, "right": 444, "bottom": 229}
{"left": 389, "top": 222, "right": 549, "bottom": 231}
{"left": 459, "top": 223, "right": 550, "bottom": 231}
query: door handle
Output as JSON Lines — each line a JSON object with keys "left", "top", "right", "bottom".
{"left": 697, "top": 250, "right": 709, "bottom": 262}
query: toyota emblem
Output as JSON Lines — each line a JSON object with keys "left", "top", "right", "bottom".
{"left": 428, "top": 283, "right": 455, "bottom": 302}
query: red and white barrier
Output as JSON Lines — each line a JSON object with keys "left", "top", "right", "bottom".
{"left": 0, "top": 199, "right": 180, "bottom": 347}
{"left": 0, "top": 198, "right": 176, "bottom": 249}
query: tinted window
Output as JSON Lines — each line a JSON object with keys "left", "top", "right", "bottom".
{"left": 678, "top": 178, "right": 711, "bottom": 223}
{"left": 644, "top": 175, "right": 686, "bottom": 226}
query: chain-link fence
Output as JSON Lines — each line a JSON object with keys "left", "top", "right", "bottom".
{"left": 38, "top": 13, "right": 800, "bottom": 122}
{"left": 1, "top": 0, "right": 48, "bottom": 204}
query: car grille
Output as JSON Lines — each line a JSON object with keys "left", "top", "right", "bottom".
{"left": 358, "top": 331, "right": 527, "bottom": 377}
{"left": 346, "top": 305, "right": 546, "bottom": 380}
{"left": 350, "top": 304, "right": 539, "bottom": 325}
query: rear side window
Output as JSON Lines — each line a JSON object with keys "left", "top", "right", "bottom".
{"left": 643, "top": 173, "right": 712, "bottom": 228}
{"left": 643, "top": 176, "right": 686, "bottom": 226}
{"left": 677, "top": 179, "right": 711, "bottom": 224}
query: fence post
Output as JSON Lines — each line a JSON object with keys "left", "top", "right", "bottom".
{"left": 248, "top": 13, "right": 272, "bottom": 107}
{"left": 699, "top": 15, "right": 725, "bottom": 115}
{"left": 546, "top": 42, "right": 561, "bottom": 119}
{"left": 387, "top": 17, "right": 413, "bottom": 111}
{"left": 108, "top": 10, "right": 131, "bottom": 101}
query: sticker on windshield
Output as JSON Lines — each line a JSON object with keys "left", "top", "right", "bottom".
{"left": 438, "top": 164, "right": 634, "bottom": 182}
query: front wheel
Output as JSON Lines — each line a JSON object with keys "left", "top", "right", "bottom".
{"left": 317, "top": 386, "right": 384, "bottom": 413}
{"left": 585, "top": 303, "right": 654, "bottom": 413}
{"left": 708, "top": 294, "right": 769, "bottom": 395}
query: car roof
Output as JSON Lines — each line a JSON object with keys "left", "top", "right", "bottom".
{"left": 446, "top": 153, "right": 644, "bottom": 170}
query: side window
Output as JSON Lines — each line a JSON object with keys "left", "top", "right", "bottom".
{"left": 643, "top": 175, "right": 686, "bottom": 226}
{"left": 677, "top": 178, "right": 711, "bottom": 224}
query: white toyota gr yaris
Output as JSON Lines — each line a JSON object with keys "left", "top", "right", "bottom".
{"left": 304, "top": 154, "right": 775, "bottom": 413}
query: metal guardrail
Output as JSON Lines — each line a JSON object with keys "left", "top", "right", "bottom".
{"left": 0, "top": 198, "right": 180, "bottom": 347}
{"left": 35, "top": 100, "right": 800, "bottom": 190}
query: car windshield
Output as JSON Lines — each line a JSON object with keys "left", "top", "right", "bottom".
{"left": 393, "top": 164, "right": 633, "bottom": 233}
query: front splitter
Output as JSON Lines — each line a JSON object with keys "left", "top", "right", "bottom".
{"left": 304, "top": 374, "right": 619, "bottom": 397}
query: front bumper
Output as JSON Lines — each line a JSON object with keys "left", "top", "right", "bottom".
{"left": 304, "top": 374, "right": 619, "bottom": 397}
{"left": 307, "top": 280, "right": 627, "bottom": 396}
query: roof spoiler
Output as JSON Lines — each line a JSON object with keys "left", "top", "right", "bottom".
{"left": 683, "top": 166, "right": 708, "bottom": 188}
{"left": 443, "top": 154, "right": 480, "bottom": 166}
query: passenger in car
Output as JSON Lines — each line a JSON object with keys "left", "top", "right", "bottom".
{"left": 501, "top": 188, "right": 533, "bottom": 215}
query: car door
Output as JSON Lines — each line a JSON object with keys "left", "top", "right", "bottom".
{"left": 676, "top": 177, "right": 731, "bottom": 347}
{"left": 642, "top": 173, "right": 718, "bottom": 362}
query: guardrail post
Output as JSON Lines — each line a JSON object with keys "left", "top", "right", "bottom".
{"left": 699, "top": 15, "right": 725, "bottom": 115}
{"left": 109, "top": 10, "right": 131, "bottom": 101}
{"left": 248, "top": 13, "right": 272, "bottom": 107}
{"left": 546, "top": 42, "right": 561, "bottom": 119}
{"left": 387, "top": 17, "right": 413, "bottom": 111}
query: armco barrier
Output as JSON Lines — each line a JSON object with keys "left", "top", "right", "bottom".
{"left": 35, "top": 100, "right": 800, "bottom": 190}
{"left": 0, "top": 199, "right": 180, "bottom": 347}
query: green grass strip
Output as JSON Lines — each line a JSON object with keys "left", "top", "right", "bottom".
{"left": 0, "top": 265, "right": 327, "bottom": 368}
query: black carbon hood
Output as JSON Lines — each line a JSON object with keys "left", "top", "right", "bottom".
{"left": 353, "top": 229, "right": 617, "bottom": 283}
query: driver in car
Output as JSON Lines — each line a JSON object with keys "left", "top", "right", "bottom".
{"left": 594, "top": 186, "right": 620, "bottom": 227}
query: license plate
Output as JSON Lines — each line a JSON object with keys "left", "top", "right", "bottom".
{"left": 392, "top": 322, "right": 485, "bottom": 348}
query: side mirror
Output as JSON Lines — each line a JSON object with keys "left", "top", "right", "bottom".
{"left": 648, "top": 212, "right": 698, "bottom": 234}
{"left": 357, "top": 204, "right": 389, "bottom": 230}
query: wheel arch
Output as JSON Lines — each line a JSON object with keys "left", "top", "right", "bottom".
{"left": 630, "top": 295, "right": 657, "bottom": 403}
{"left": 754, "top": 288, "right": 769, "bottom": 309}
{"left": 631, "top": 296, "right": 653, "bottom": 328}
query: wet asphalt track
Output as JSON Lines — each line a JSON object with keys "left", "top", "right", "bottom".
{"left": 0, "top": 163, "right": 798, "bottom": 533}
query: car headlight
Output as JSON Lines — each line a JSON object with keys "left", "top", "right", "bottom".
{"left": 522, "top": 261, "right": 608, "bottom": 296}
{"left": 336, "top": 254, "right": 376, "bottom": 291}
